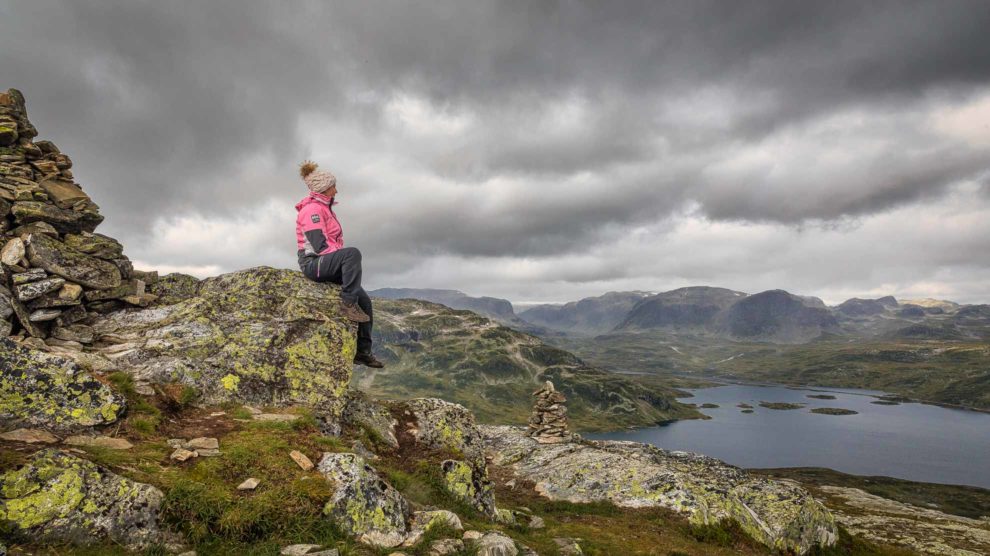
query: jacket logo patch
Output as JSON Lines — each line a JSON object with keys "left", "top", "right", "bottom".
{"left": 311, "top": 214, "right": 321, "bottom": 223}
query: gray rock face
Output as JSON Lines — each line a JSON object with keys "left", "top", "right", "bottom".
{"left": 399, "top": 399, "right": 499, "bottom": 518}
{"left": 479, "top": 425, "right": 837, "bottom": 555}
{"left": 402, "top": 398, "right": 486, "bottom": 463}
{"left": 26, "top": 233, "right": 122, "bottom": 290}
{"left": 147, "top": 272, "right": 200, "bottom": 305}
{"left": 343, "top": 390, "right": 399, "bottom": 448}
{"left": 440, "top": 459, "right": 497, "bottom": 518}
{"left": 0, "top": 337, "right": 125, "bottom": 431}
{"left": 61, "top": 267, "right": 355, "bottom": 423}
{"left": 0, "top": 449, "right": 163, "bottom": 548}
{"left": 11, "top": 201, "right": 103, "bottom": 234}
{"left": 617, "top": 286, "right": 746, "bottom": 331}
{"left": 317, "top": 452, "right": 410, "bottom": 548}
{"left": 717, "top": 289, "right": 839, "bottom": 343}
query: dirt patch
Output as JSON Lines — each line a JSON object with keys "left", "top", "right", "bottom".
{"left": 158, "top": 407, "right": 240, "bottom": 440}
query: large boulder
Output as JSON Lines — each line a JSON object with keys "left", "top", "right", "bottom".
{"left": 68, "top": 267, "right": 356, "bottom": 423}
{"left": 0, "top": 449, "right": 163, "bottom": 548}
{"left": 480, "top": 425, "right": 837, "bottom": 555}
{"left": 0, "top": 337, "right": 124, "bottom": 431}
{"left": 25, "top": 233, "right": 121, "bottom": 290}
{"left": 316, "top": 453, "right": 409, "bottom": 548}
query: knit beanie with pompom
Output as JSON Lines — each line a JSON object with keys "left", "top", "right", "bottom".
{"left": 299, "top": 161, "right": 336, "bottom": 193}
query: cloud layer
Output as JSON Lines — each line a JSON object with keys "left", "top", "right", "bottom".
{"left": 2, "top": 1, "right": 989, "bottom": 304}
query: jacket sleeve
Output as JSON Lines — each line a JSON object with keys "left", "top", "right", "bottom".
{"left": 298, "top": 205, "right": 329, "bottom": 255}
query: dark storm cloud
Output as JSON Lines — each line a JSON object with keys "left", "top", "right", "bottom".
{"left": 2, "top": 0, "right": 989, "bottom": 264}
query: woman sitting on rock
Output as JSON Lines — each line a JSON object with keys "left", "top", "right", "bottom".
{"left": 295, "top": 161, "right": 384, "bottom": 368}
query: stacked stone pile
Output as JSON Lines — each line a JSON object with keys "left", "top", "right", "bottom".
{"left": 526, "top": 380, "right": 570, "bottom": 443}
{"left": 0, "top": 88, "right": 157, "bottom": 345}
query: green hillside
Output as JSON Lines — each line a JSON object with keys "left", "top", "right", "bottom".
{"left": 362, "top": 298, "right": 700, "bottom": 430}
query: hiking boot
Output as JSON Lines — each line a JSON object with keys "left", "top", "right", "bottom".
{"left": 354, "top": 352, "right": 384, "bottom": 368}
{"left": 340, "top": 301, "right": 370, "bottom": 323}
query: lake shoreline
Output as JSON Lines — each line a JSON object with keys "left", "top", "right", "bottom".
{"left": 669, "top": 373, "right": 990, "bottom": 415}
{"left": 587, "top": 382, "right": 990, "bottom": 489}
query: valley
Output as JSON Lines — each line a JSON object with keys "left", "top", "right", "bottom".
{"left": 360, "top": 297, "right": 701, "bottom": 431}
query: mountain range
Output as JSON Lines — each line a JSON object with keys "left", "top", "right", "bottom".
{"left": 376, "top": 286, "right": 990, "bottom": 344}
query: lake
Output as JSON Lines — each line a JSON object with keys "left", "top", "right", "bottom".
{"left": 587, "top": 383, "right": 990, "bottom": 489}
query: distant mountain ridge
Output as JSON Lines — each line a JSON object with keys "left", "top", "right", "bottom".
{"left": 372, "top": 285, "right": 988, "bottom": 345}
{"left": 518, "top": 291, "right": 652, "bottom": 335}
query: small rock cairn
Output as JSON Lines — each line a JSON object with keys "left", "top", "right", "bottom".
{"left": 527, "top": 380, "right": 570, "bottom": 443}
{"left": 0, "top": 88, "right": 157, "bottom": 347}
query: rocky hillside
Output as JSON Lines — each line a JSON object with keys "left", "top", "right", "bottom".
{"left": 0, "top": 88, "right": 965, "bottom": 556}
{"left": 362, "top": 297, "right": 698, "bottom": 430}
{"left": 518, "top": 291, "right": 652, "bottom": 336}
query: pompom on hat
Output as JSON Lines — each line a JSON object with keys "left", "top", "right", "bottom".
{"left": 299, "top": 160, "right": 337, "bottom": 193}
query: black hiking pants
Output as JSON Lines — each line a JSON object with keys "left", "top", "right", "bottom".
{"left": 301, "top": 247, "right": 373, "bottom": 355}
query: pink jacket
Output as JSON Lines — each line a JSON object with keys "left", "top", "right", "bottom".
{"left": 295, "top": 192, "right": 344, "bottom": 257}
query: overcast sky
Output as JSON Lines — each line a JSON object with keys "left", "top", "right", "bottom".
{"left": 2, "top": 1, "right": 989, "bottom": 305}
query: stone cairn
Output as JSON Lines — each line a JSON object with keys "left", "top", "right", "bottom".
{"left": 0, "top": 88, "right": 158, "bottom": 348}
{"left": 527, "top": 380, "right": 570, "bottom": 443}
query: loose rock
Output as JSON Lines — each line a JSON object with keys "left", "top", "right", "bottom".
{"left": 186, "top": 437, "right": 219, "bottom": 450}
{"left": 553, "top": 538, "right": 584, "bottom": 555}
{"left": 237, "top": 478, "right": 260, "bottom": 490}
{"left": 428, "top": 539, "right": 464, "bottom": 556}
{"left": 280, "top": 544, "right": 323, "bottom": 555}
{"left": 290, "top": 450, "right": 314, "bottom": 471}
{"left": 475, "top": 532, "right": 518, "bottom": 556}
{"left": 64, "top": 435, "right": 134, "bottom": 450}
{"left": 170, "top": 448, "right": 198, "bottom": 462}
{"left": 0, "top": 428, "right": 58, "bottom": 443}
{"left": 11, "top": 268, "right": 47, "bottom": 285}
{"left": 1, "top": 238, "right": 25, "bottom": 265}
{"left": 15, "top": 276, "right": 64, "bottom": 302}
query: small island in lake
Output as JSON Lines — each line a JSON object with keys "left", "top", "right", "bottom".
{"left": 700, "top": 403, "right": 720, "bottom": 409}
{"left": 760, "top": 401, "right": 805, "bottom": 410}
{"left": 811, "top": 407, "right": 859, "bottom": 416}
{"left": 737, "top": 403, "right": 754, "bottom": 408}
{"left": 807, "top": 394, "right": 837, "bottom": 400}
{"left": 872, "top": 400, "right": 900, "bottom": 406}
{"left": 741, "top": 409, "right": 755, "bottom": 414}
